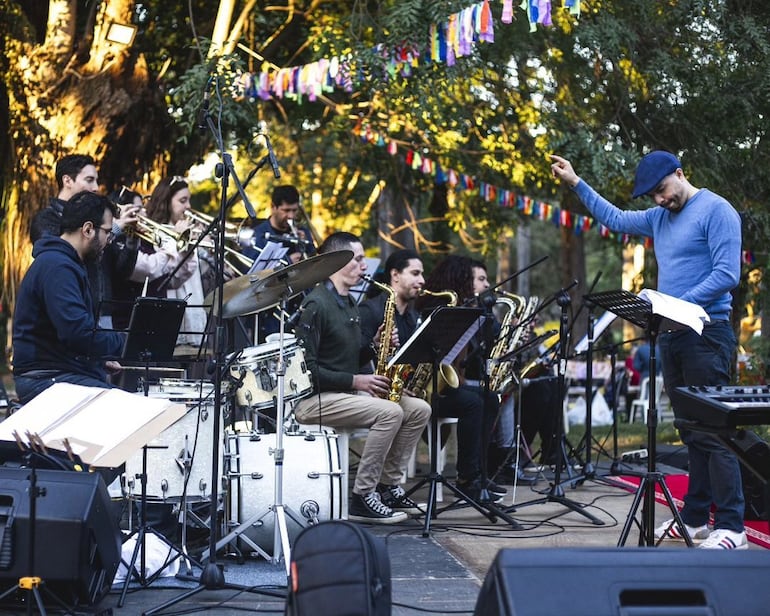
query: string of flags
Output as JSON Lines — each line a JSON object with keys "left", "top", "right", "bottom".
{"left": 234, "top": 1, "right": 582, "bottom": 103}
{"left": 354, "top": 119, "right": 651, "bottom": 249}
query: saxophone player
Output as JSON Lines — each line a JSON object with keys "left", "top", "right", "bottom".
{"left": 293, "top": 235, "right": 430, "bottom": 524}
{"left": 412, "top": 256, "right": 510, "bottom": 501}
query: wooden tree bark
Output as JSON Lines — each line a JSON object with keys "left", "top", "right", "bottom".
{"left": 1, "top": 0, "right": 171, "bottom": 359}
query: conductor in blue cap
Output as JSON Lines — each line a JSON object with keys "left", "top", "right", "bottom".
{"left": 551, "top": 151, "right": 745, "bottom": 550}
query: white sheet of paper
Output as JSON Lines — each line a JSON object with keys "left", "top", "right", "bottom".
{"left": 0, "top": 383, "right": 187, "bottom": 468}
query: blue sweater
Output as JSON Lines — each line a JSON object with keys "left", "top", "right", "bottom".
{"left": 12, "top": 236, "right": 126, "bottom": 380}
{"left": 574, "top": 182, "right": 741, "bottom": 321}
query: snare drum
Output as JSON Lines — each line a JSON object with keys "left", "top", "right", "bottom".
{"left": 228, "top": 336, "right": 312, "bottom": 410}
{"left": 125, "top": 379, "right": 226, "bottom": 502}
{"left": 224, "top": 430, "right": 342, "bottom": 551}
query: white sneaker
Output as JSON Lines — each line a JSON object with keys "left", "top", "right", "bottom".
{"left": 698, "top": 528, "right": 748, "bottom": 550}
{"left": 653, "top": 518, "right": 710, "bottom": 542}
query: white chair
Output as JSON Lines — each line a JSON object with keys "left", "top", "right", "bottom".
{"left": 407, "top": 418, "right": 458, "bottom": 502}
{"left": 628, "top": 376, "right": 665, "bottom": 423}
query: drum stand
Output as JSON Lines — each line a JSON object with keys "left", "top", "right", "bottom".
{"left": 202, "top": 291, "right": 308, "bottom": 574}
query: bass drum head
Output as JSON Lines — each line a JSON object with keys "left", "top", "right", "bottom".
{"left": 225, "top": 430, "right": 343, "bottom": 552}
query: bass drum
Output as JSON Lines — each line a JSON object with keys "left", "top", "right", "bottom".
{"left": 125, "top": 379, "right": 226, "bottom": 502}
{"left": 225, "top": 430, "right": 343, "bottom": 551}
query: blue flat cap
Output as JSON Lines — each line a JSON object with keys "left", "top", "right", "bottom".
{"left": 632, "top": 151, "right": 681, "bottom": 198}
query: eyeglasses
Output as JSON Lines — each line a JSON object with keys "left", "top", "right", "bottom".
{"left": 96, "top": 226, "right": 115, "bottom": 243}
{"left": 169, "top": 176, "right": 186, "bottom": 186}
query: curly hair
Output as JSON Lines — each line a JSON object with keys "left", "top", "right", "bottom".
{"left": 415, "top": 254, "right": 474, "bottom": 312}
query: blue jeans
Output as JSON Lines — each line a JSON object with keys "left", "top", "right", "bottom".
{"left": 660, "top": 321, "right": 744, "bottom": 531}
{"left": 14, "top": 373, "right": 114, "bottom": 405}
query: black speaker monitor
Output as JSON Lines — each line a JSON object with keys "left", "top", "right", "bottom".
{"left": 475, "top": 548, "right": 770, "bottom": 616}
{"left": 0, "top": 468, "right": 121, "bottom": 607}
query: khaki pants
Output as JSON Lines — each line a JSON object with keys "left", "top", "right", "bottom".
{"left": 294, "top": 392, "right": 431, "bottom": 495}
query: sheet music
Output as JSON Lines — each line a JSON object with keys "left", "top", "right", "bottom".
{"left": 0, "top": 383, "right": 187, "bottom": 468}
{"left": 574, "top": 310, "right": 618, "bottom": 354}
{"left": 444, "top": 316, "right": 482, "bottom": 364}
{"left": 638, "top": 288, "right": 709, "bottom": 334}
{"left": 388, "top": 310, "right": 480, "bottom": 368}
{"left": 249, "top": 241, "right": 289, "bottom": 273}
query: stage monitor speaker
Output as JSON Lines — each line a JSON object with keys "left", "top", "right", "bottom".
{"left": 475, "top": 548, "right": 770, "bottom": 616}
{"left": 0, "top": 467, "right": 121, "bottom": 608}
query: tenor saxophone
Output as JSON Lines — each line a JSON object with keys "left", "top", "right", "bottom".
{"left": 405, "top": 289, "right": 460, "bottom": 400}
{"left": 363, "top": 275, "right": 407, "bottom": 402}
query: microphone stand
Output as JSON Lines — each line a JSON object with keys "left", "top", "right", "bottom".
{"left": 145, "top": 76, "right": 275, "bottom": 616}
{"left": 510, "top": 289, "right": 604, "bottom": 525}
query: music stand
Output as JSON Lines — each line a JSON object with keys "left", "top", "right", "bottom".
{"left": 392, "top": 307, "right": 522, "bottom": 536}
{"left": 584, "top": 289, "right": 692, "bottom": 547}
{"left": 119, "top": 297, "right": 189, "bottom": 606}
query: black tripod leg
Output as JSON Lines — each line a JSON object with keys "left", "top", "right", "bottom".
{"left": 618, "top": 477, "right": 647, "bottom": 546}
{"left": 118, "top": 526, "right": 146, "bottom": 607}
{"left": 142, "top": 583, "right": 210, "bottom": 616}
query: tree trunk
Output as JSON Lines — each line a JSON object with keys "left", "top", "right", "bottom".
{"left": 1, "top": 0, "right": 173, "bottom": 360}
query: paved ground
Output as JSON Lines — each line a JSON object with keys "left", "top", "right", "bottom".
{"left": 5, "top": 455, "right": 744, "bottom": 616}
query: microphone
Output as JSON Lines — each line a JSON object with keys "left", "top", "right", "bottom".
{"left": 197, "top": 77, "right": 212, "bottom": 131}
{"left": 264, "top": 233, "right": 311, "bottom": 246}
{"left": 286, "top": 306, "right": 305, "bottom": 329}
{"left": 263, "top": 134, "right": 281, "bottom": 178}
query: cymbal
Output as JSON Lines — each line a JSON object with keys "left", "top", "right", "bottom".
{"left": 211, "top": 250, "right": 354, "bottom": 318}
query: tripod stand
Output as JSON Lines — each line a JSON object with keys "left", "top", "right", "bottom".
{"left": 585, "top": 289, "right": 691, "bottom": 547}
{"left": 0, "top": 449, "right": 75, "bottom": 615}
{"left": 512, "top": 290, "right": 604, "bottom": 525}
{"left": 396, "top": 307, "right": 522, "bottom": 535}
{"left": 118, "top": 298, "right": 190, "bottom": 607}
{"left": 202, "top": 289, "right": 309, "bottom": 571}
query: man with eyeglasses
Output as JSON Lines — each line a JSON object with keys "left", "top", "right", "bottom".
{"left": 30, "top": 153, "right": 140, "bottom": 331}
{"left": 13, "top": 193, "right": 127, "bottom": 404}
{"left": 551, "top": 151, "right": 746, "bottom": 550}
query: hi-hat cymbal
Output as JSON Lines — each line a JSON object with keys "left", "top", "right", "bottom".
{"left": 211, "top": 250, "right": 354, "bottom": 318}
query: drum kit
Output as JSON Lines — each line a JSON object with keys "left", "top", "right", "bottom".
{"left": 124, "top": 250, "right": 353, "bottom": 570}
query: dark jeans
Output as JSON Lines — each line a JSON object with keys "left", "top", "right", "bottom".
{"left": 434, "top": 384, "right": 498, "bottom": 481}
{"left": 14, "top": 372, "right": 114, "bottom": 405}
{"left": 660, "top": 321, "right": 744, "bottom": 531}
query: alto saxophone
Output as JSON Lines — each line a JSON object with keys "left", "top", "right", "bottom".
{"left": 405, "top": 289, "right": 460, "bottom": 400}
{"left": 363, "top": 275, "right": 407, "bottom": 402}
{"left": 489, "top": 292, "right": 540, "bottom": 395}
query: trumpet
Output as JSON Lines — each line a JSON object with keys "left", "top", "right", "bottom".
{"left": 127, "top": 215, "right": 189, "bottom": 251}
{"left": 184, "top": 210, "right": 255, "bottom": 273}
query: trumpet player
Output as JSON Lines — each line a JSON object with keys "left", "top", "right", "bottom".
{"left": 241, "top": 184, "right": 316, "bottom": 265}
{"left": 30, "top": 154, "right": 140, "bottom": 333}
{"left": 132, "top": 176, "right": 208, "bottom": 354}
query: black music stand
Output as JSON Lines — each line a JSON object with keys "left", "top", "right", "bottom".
{"left": 118, "top": 297, "right": 189, "bottom": 607}
{"left": 511, "top": 290, "right": 604, "bottom": 525}
{"left": 584, "top": 289, "right": 692, "bottom": 547}
{"left": 393, "top": 307, "right": 522, "bottom": 536}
